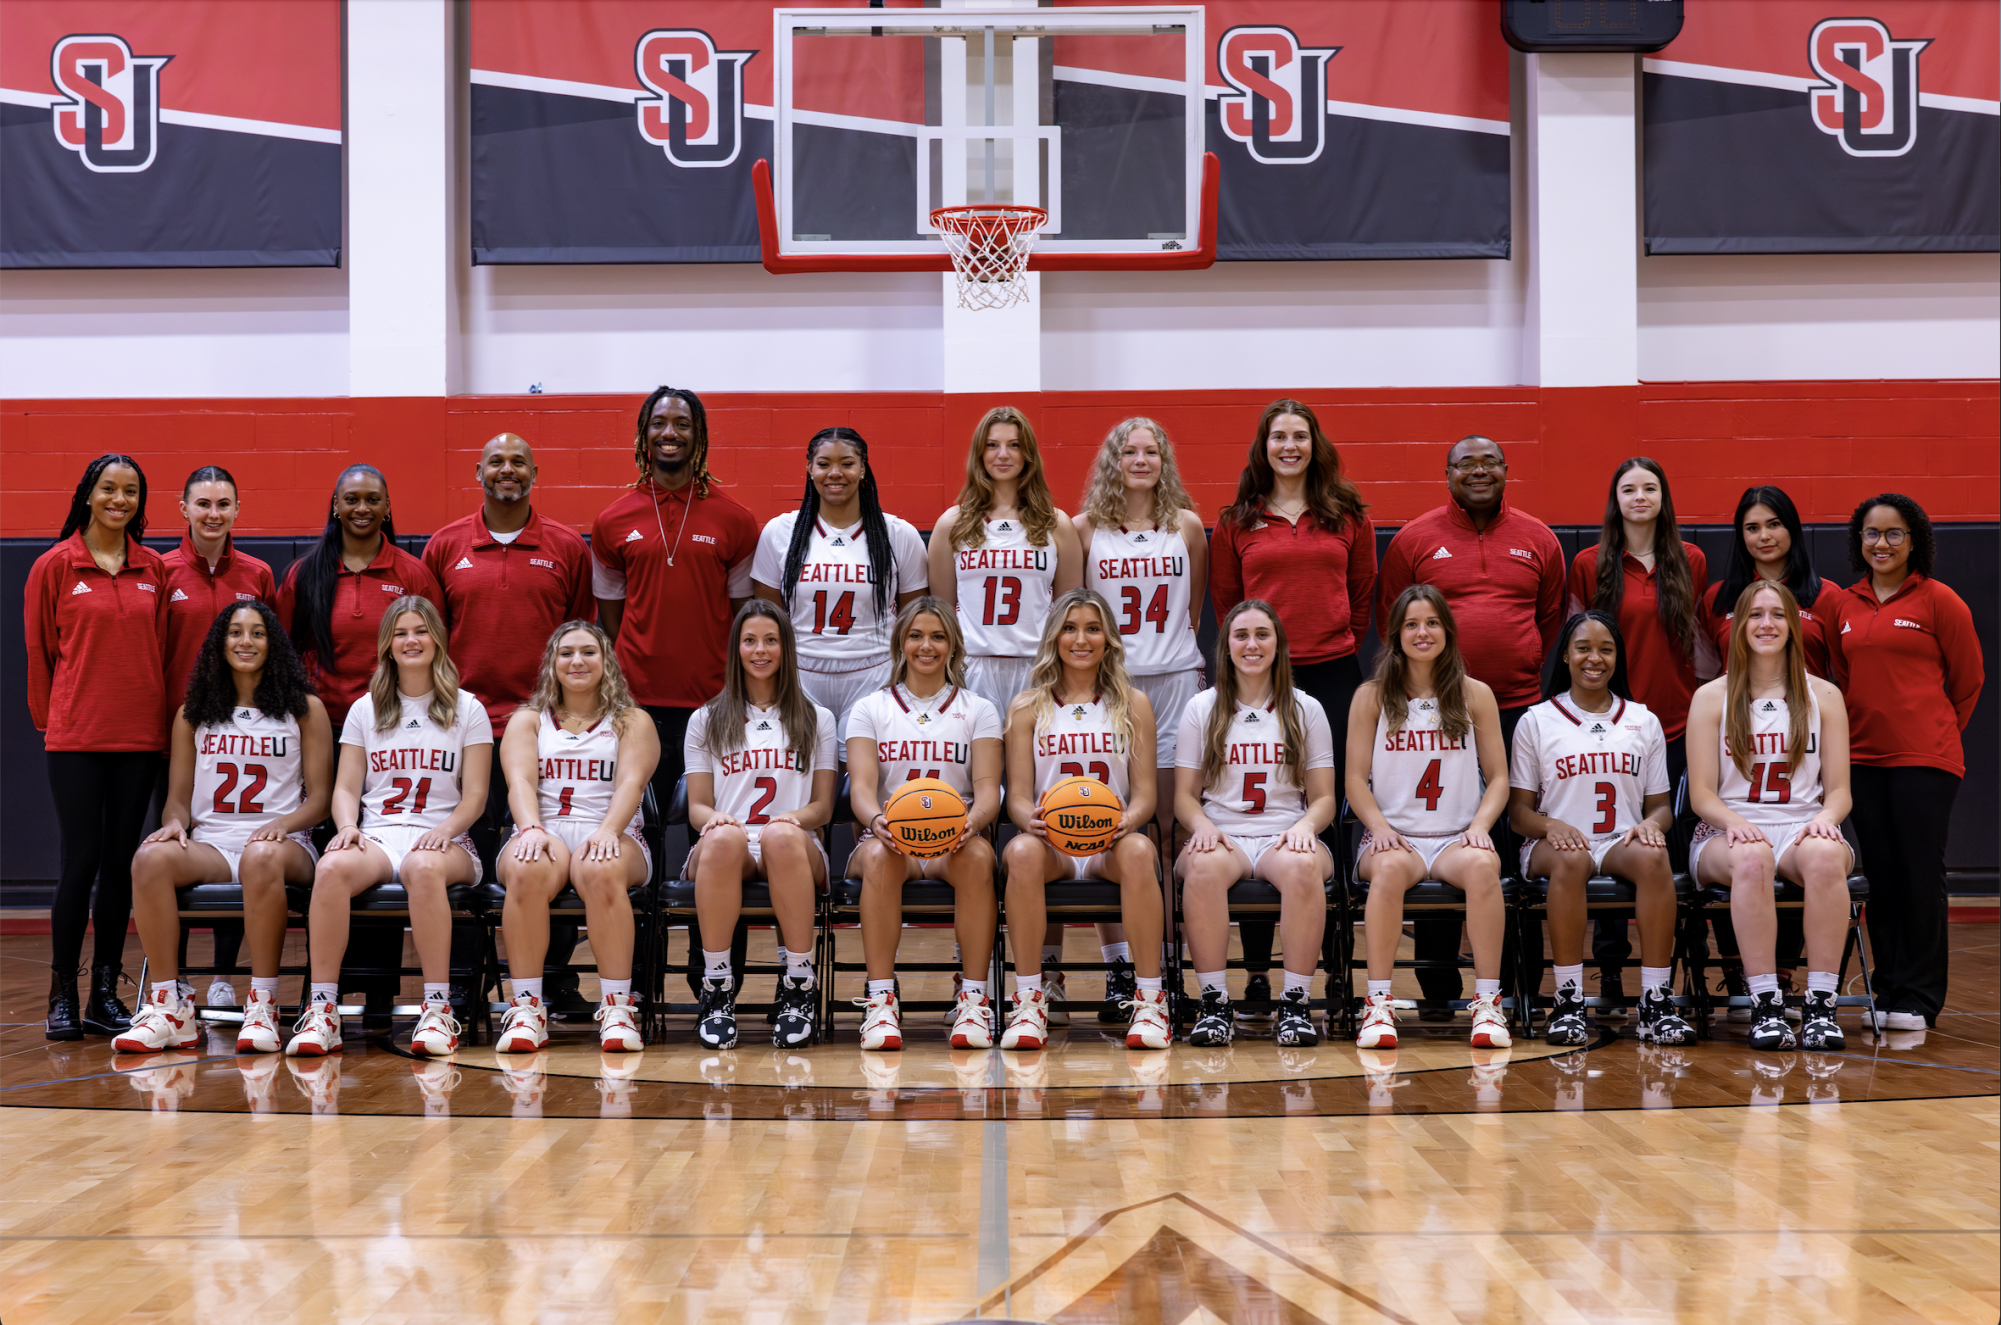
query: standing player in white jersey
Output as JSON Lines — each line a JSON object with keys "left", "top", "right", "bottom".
{"left": 753, "top": 428, "right": 928, "bottom": 747}
{"left": 1000, "top": 588, "right": 1170, "bottom": 1051}
{"left": 685, "top": 600, "right": 838, "bottom": 1051}
{"left": 493, "top": 621, "right": 659, "bottom": 1055}
{"left": 1689, "top": 581, "right": 1855, "bottom": 1052}
{"left": 119, "top": 603, "right": 333, "bottom": 1054}
{"left": 1173, "top": 601, "right": 1335, "bottom": 1049}
{"left": 1509, "top": 610, "right": 1682, "bottom": 1047}
{"left": 845, "top": 597, "right": 1004, "bottom": 1051}
{"left": 1347, "top": 585, "right": 1511, "bottom": 1049}
{"left": 287, "top": 597, "right": 493, "bottom": 1058}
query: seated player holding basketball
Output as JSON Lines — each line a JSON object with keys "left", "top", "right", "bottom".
{"left": 118, "top": 603, "right": 333, "bottom": 1053}
{"left": 287, "top": 597, "right": 493, "bottom": 1058}
{"left": 1688, "top": 582, "right": 1855, "bottom": 1052}
{"left": 1509, "top": 610, "right": 1686, "bottom": 1048}
{"left": 1172, "top": 600, "right": 1336, "bottom": 1049}
{"left": 493, "top": 621, "right": 660, "bottom": 1055}
{"left": 845, "top": 596, "right": 1004, "bottom": 1051}
{"left": 686, "top": 601, "right": 838, "bottom": 1052}
{"left": 1347, "top": 585, "right": 1511, "bottom": 1050}
{"left": 1000, "top": 587, "right": 1169, "bottom": 1051}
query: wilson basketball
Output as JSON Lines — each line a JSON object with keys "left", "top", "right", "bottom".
{"left": 1039, "top": 775, "right": 1124, "bottom": 858}
{"left": 881, "top": 778, "right": 968, "bottom": 859}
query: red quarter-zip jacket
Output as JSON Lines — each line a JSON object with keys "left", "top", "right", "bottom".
{"left": 1566, "top": 543, "right": 1709, "bottom": 739}
{"left": 1209, "top": 508, "right": 1377, "bottom": 664}
{"left": 25, "top": 532, "right": 172, "bottom": 751}
{"left": 1377, "top": 499, "right": 1568, "bottom": 709}
{"left": 161, "top": 534, "right": 278, "bottom": 719}
{"left": 1826, "top": 573, "right": 1984, "bottom": 777}
{"left": 423, "top": 508, "right": 594, "bottom": 722}
{"left": 275, "top": 540, "right": 443, "bottom": 729}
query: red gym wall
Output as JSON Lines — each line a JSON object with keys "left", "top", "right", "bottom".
{"left": 3, "top": 380, "right": 1996, "bottom": 536}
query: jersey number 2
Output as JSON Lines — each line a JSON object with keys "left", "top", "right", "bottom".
{"left": 981, "top": 576, "right": 1022, "bottom": 626}
{"left": 1118, "top": 584, "right": 1171, "bottom": 635}
{"left": 747, "top": 776, "right": 777, "bottom": 825}
{"left": 211, "top": 762, "right": 268, "bottom": 815}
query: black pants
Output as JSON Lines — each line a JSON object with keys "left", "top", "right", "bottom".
{"left": 1852, "top": 764, "right": 1960, "bottom": 1021}
{"left": 644, "top": 705, "right": 695, "bottom": 826}
{"left": 47, "top": 750, "right": 159, "bottom": 973}
{"left": 1238, "top": 655, "right": 1363, "bottom": 974}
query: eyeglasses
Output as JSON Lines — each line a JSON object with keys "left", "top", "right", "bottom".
{"left": 1450, "top": 457, "right": 1505, "bottom": 474}
{"left": 1861, "top": 528, "right": 1908, "bottom": 546}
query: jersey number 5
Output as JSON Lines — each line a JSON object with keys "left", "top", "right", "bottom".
{"left": 212, "top": 762, "right": 269, "bottom": 815}
{"left": 981, "top": 576, "right": 1022, "bottom": 626}
{"left": 1242, "top": 770, "right": 1267, "bottom": 814}
{"left": 1118, "top": 584, "right": 1171, "bottom": 635}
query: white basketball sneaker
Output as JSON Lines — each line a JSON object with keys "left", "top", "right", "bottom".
{"left": 596, "top": 993, "right": 644, "bottom": 1053}
{"left": 1469, "top": 992, "right": 1513, "bottom": 1049}
{"left": 112, "top": 989, "right": 200, "bottom": 1053}
{"left": 950, "top": 988, "right": 994, "bottom": 1050}
{"left": 496, "top": 992, "right": 550, "bottom": 1054}
{"left": 1124, "top": 987, "right": 1172, "bottom": 1051}
{"left": 235, "top": 989, "right": 283, "bottom": 1054}
{"left": 1000, "top": 988, "right": 1049, "bottom": 1051}
{"left": 285, "top": 1000, "right": 343, "bottom": 1057}
{"left": 856, "top": 988, "right": 903, "bottom": 1051}
{"left": 206, "top": 980, "right": 238, "bottom": 1010}
{"left": 1355, "top": 993, "right": 1399, "bottom": 1049}
{"left": 410, "top": 1000, "right": 462, "bottom": 1057}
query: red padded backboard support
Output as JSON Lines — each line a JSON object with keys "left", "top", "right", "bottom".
{"left": 754, "top": 151, "right": 1219, "bottom": 275}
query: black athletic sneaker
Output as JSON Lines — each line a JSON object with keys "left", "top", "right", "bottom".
{"left": 1747, "top": 990, "right": 1796, "bottom": 1051}
{"left": 1187, "top": 989, "right": 1233, "bottom": 1047}
{"left": 772, "top": 974, "right": 818, "bottom": 1048}
{"left": 1235, "top": 972, "right": 1273, "bottom": 1027}
{"left": 695, "top": 979, "right": 738, "bottom": 1050}
{"left": 1636, "top": 984, "right": 1696, "bottom": 1046}
{"left": 1799, "top": 989, "right": 1845, "bottom": 1050}
{"left": 1544, "top": 987, "right": 1589, "bottom": 1047}
{"left": 1273, "top": 987, "right": 1319, "bottom": 1048}
{"left": 1098, "top": 958, "right": 1137, "bottom": 1024}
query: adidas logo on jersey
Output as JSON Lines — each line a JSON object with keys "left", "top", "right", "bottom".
{"left": 1431, "top": 547, "right": 1453, "bottom": 560}
{"left": 70, "top": 582, "right": 91, "bottom": 595}
{"left": 624, "top": 529, "right": 644, "bottom": 543}
{"left": 455, "top": 557, "right": 474, "bottom": 570}
{"left": 830, "top": 537, "right": 846, "bottom": 546}
{"left": 1760, "top": 700, "right": 1779, "bottom": 712}
{"left": 1070, "top": 705, "right": 1088, "bottom": 720}
{"left": 405, "top": 719, "right": 422, "bottom": 730}
{"left": 1590, "top": 723, "right": 1606, "bottom": 734}
{"left": 236, "top": 708, "right": 255, "bottom": 721}
{"left": 1132, "top": 532, "right": 1149, "bottom": 543}
{"left": 996, "top": 521, "right": 1013, "bottom": 531}
{"left": 170, "top": 588, "right": 188, "bottom": 602}
{"left": 1244, "top": 711, "right": 1260, "bottom": 723}
{"left": 755, "top": 720, "right": 772, "bottom": 731}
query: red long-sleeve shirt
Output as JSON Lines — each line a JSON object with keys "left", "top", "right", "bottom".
{"left": 1700, "top": 577, "right": 1837, "bottom": 680}
{"left": 1826, "top": 573, "right": 1985, "bottom": 777}
{"left": 1567, "top": 543, "right": 1708, "bottom": 739}
{"left": 161, "top": 535, "right": 277, "bottom": 720}
{"left": 1207, "top": 509, "right": 1376, "bottom": 664}
{"left": 276, "top": 540, "right": 443, "bottom": 730}
{"left": 422, "top": 509, "right": 595, "bottom": 722}
{"left": 1377, "top": 499, "right": 1567, "bottom": 709}
{"left": 24, "top": 533, "right": 172, "bottom": 751}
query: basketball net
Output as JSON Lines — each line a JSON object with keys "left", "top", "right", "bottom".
{"left": 931, "top": 204, "right": 1047, "bottom": 310}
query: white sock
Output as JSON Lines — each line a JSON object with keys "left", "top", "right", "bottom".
{"left": 600, "top": 979, "right": 631, "bottom": 1000}
{"left": 151, "top": 981, "right": 176, "bottom": 1003}
{"left": 423, "top": 983, "right": 451, "bottom": 1005}
{"left": 785, "top": 952, "right": 814, "bottom": 983}
{"left": 1641, "top": 965, "right": 1673, "bottom": 993}
{"left": 1553, "top": 963, "right": 1584, "bottom": 994}
{"left": 1136, "top": 976, "right": 1163, "bottom": 994}
{"left": 1015, "top": 973, "right": 1043, "bottom": 997}
{"left": 250, "top": 976, "right": 279, "bottom": 998}
{"left": 310, "top": 983, "right": 339, "bottom": 1005}
{"left": 867, "top": 978, "right": 895, "bottom": 997}
{"left": 1807, "top": 970, "right": 1839, "bottom": 995}
{"left": 962, "top": 978, "right": 987, "bottom": 999}
{"left": 703, "top": 949, "right": 731, "bottom": 981}
{"left": 1475, "top": 978, "right": 1501, "bottom": 999}
{"left": 1283, "top": 970, "right": 1311, "bottom": 996}
{"left": 1368, "top": 979, "right": 1393, "bottom": 999}
{"left": 1197, "top": 969, "right": 1227, "bottom": 996}
{"left": 511, "top": 976, "right": 544, "bottom": 1002}
{"left": 1747, "top": 973, "right": 1780, "bottom": 997}
{"left": 1041, "top": 943, "right": 1063, "bottom": 967}
{"left": 1101, "top": 942, "right": 1130, "bottom": 963}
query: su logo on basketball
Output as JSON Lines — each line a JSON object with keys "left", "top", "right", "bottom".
{"left": 1807, "top": 17, "right": 1930, "bottom": 158}
{"left": 50, "top": 33, "right": 170, "bottom": 173}
{"left": 634, "top": 28, "right": 754, "bottom": 168}
{"left": 1216, "top": 26, "right": 1339, "bottom": 165}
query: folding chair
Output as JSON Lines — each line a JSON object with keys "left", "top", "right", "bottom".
{"left": 333, "top": 880, "right": 497, "bottom": 1045}
{"left": 135, "top": 881, "right": 315, "bottom": 1026}
{"left": 1510, "top": 869, "right": 1700, "bottom": 1038}
{"left": 1166, "top": 861, "right": 1339, "bottom": 1031}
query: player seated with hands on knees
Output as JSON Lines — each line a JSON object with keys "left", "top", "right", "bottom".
{"left": 845, "top": 596, "right": 1004, "bottom": 1052}
{"left": 493, "top": 621, "right": 660, "bottom": 1055}
{"left": 1688, "top": 581, "right": 1855, "bottom": 1052}
{"left": 1001, "top": 587, "right": 1170, "bottom": 1052}
{"left": 288, "top": 596, "right": 493, "bottom": 1058}
{"left": 119, "top": 602, "right": 333, "bottom": 1054}
{"left": 1347, "top": 585, "right": 1512, "bottom": 1051}
{"left": 1509, "top": 610, "right": 1685, "bottom": 1048}
{"left": 1173, "top": 600, "right": 1336, "bottom": 1050}
{"left": 686, "top": 600, "right": 838, "bottom": 1052}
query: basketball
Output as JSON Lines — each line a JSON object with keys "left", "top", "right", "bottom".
{"left": 1039, "top": 775, "right": 1124, "bottom": 858}
{"left": 881, "top": 777, "right": 968, "bottom": 859}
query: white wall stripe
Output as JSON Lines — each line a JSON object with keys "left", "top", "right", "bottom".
{"left": 0, "top": 87, "right": 340, "bottom": 142}
{"left": 1644, "top": 58, "right": 2000, "bottom": 115}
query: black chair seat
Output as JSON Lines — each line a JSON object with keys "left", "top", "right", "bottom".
{"left": 175, "top": 882, "right": 251, "bottom": 912}
{"left": 1518, "top": 875, "right": 1638, "bottom": 906}
{"left": 1697, "top": 875, "right": 1869, "bottom": 907}
{"left": 347, "top": 883, "right": 482, "bottom": 913}
{"left": 828, "top": 877, "right": 960, "bottom": 913}
{"left": 1042, "top": 880, "right": 1129, "bottom": 912}
{"left": 1207, "top": 878, "right": 1340, "bottom": 911}
{"left": 659, "top": 878, "right": 775, "bottom": 911}
{"left": 1348, "top": 877, "right": 1516, "bottom": 910}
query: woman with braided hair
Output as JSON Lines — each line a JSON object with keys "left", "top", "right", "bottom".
{"left": 751, "top": 427, "right": 929, "bottom": 746}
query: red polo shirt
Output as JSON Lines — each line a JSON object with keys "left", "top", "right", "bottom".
{"left": 1208, "top": 508, "right": 1376, "bottom": 664}
{"left": 24, "top": 532, "right": 172, "bottom": 751}
{"left": 591, "top": 479, "right": 758, "bottom": 709}
{"left": 276, "top": 540, "right": 442, "bottom": 730}
{"left": 161, "top": 534, "right": 278, "bottom": 719}
{"left": 1377, "top": 499, "right": 1567, "bottom": 710}
{"left": 423, "top": 509, "right": 595, "bottom": 722}
{"left": 1567, "top": 544, "right": 1708, "bottom": 739}
{"left": 1826, "top": 573, "right": 1984, "bottom": 777}
{"left": 1701, "top": 578, "right": 1837, "bottom": 680}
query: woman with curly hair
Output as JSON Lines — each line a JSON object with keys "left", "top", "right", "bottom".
{"left": 120, "top": 602, "right": 334, "bottom": 1054}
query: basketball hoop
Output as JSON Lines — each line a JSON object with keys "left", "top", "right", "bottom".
{"left": 931, "top": 204, "right": 1047, "bottom": 310}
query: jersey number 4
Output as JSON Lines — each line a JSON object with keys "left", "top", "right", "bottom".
{"left": 211, "top": 762, "right": 268, "bottom": 815}
{"left": 1414, "top": 760, "right": 1444, "bottom": 812}
{"left": 1746, "top": 762, "right": 1793, "bottom": 804}
{"left": 382, "top": 777, "right": 432, "bottom": 815}
{"left": 980, "top": 576, "right": 1022, "bottom": 626}
{"left": 810, "top": 590, "right": 856, "bottom": 636}
{"left": 1118, "top": 584, "right": 1171, "bottom": 635}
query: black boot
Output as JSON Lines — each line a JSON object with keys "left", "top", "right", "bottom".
{"left": 45, "top": 968, "right": 83, "bottom": 1041}
{"left": 82, "top": 963, "right": 133, "bottom": 1035}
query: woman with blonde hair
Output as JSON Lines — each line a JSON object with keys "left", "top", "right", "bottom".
{"left": 287, "top": 596, "right": 494, "bottom": 1059}
{"left": 492, "top": 621, "right": 660, "bottom": 1055}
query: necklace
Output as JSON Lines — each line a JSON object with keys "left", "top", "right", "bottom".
{"left": 650, "top": 480, "right": 694, "bottom": 567}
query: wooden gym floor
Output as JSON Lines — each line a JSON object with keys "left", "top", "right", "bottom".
{"left": 1, "top": 925, "right": 1994, "bottom": 1323}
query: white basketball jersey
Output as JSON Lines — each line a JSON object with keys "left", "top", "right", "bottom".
{"left": 1173, "top": 689, "right": 1334, "bottom": 838}
{"left": 1509, "top": 693, "right": 1669, "bottom": 839}
{"left": 751, "top": 511, "right": 928, "bottom": 667}
{"left": 1030, "top": 693, "right": 1133, "bottom": 806}
{"left": 533, "top": 710, "right": 642, "bottom": 838}
{"left": 953, "top": 518, "right": 1057, "bottom": 658}
{"left": 1715, "top": 689, "right": 1825, "bottom": 828}
{"left": 1369, "top": 695, "right": 1483, "bottom": 837}
{"left": 341, "top": 690, "right": 494, "bottom": 832}
{"left": 1087, "top": 525, "right": 1202, "bottom": 676}
{"left": 190, "top": 707, "right": 308, "bottom": 853}
{"left": 685, "top": 700, "right": 838, "bottom": 824}
{"left": 846, "top": 683, "right": 1003, "bottom": 804}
